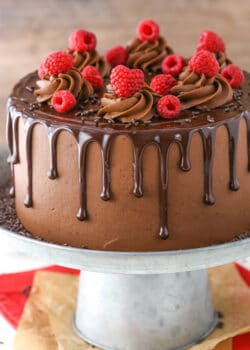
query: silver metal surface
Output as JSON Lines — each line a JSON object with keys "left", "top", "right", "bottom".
{"left": 1, "top": 226, "right": 250, "bottom": 274}
{"left": 0, "top": 145, "right": 10, "bottom": 187}
{"left": 74, "top": 270, "right": 217, "bottom": 350}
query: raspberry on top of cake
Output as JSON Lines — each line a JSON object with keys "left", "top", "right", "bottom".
{"left": 33, "top": 20, "right": 244, "bottom": 123}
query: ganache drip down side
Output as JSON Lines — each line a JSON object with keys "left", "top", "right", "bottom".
{"left": 6, "top": 99, "right": 250, "bottom": 241}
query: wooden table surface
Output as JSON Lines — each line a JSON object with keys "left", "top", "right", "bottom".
{"left": 0, "top": 0, "right": 250, "bottom": 145}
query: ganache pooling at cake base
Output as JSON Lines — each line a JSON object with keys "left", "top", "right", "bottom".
{"left": 6, "top": 19, "right": 250, "bottom": 251}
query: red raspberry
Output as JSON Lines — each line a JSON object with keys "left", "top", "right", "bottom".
{"left": 104, "top": 46, "right": 128, "bottom": 66}
{"left": 156, "top": 95, "right": 181, "bottom": 119}
{"left": 161, "top": 54, "right": 185, "bottom": 76}
{"left": 42, "top": 51, "right": 73, "bottom": 76}
{"left": 221, "top": 64, "right": 245, "bottom": 88}
{"left": 137, "top": 19, "right": 159, "bottom": 42}
{"left": 38, "top": 64, "right": 46, "bottom": 79}
{"left": 82, "top": 65, "right": 103, "bottom": 89}
{"left": 51, "top": 90, "right": 76, "bottom": 113}
{"left": 150, "top": 74, "right": 176, "bottom": 95}
{"left": 110, "top": 65, "right": 144, "bottom": 98}
{"left": 189, "top": 50, "right": 219, "bottom": 78}
{"left": 68, "top": 29, "right": 96, "bottom": 53}
{"left": 197, "top": 30, "right": 225, "bottom": 53}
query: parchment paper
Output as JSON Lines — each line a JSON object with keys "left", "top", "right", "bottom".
{"left": 13, "top": 263, "right": 250, "bottom": 350}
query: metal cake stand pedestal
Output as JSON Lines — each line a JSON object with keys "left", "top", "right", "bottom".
{"left": 1, "top": 146, "right": 250, "bottom": 350}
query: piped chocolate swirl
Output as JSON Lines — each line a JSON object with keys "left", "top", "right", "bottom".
{"left": 35, "top": 68, "right": 94, "bottom": 103}
{"left": 171, "top": 69, "right": 233, "bottom": 110}
{"left": 98, "top": 87, "right": 154, "bottom": 122}
{"left": 126, "top": 36, "right": 173, "bottom": 73}
{"left": 67, "top": 49, "right": 110, "bottom": 78}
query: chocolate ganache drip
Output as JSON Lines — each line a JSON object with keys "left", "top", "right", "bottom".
{"left": 6, "top": 71, "right": 250, "bottom": 242}
{"left": 67, "top": 49, "right": 110, "bottom": 78}
{"left": 126, "top": 36, "right": 173, "bottom": 73}
{"left": 171, "top": 69, "right": 233, "bottom": 110}
{"left": 98, "top": 87, "right": 154, "bottom": 122}
{"left": 34, "top": 68, "right": 94, "bottom": 103}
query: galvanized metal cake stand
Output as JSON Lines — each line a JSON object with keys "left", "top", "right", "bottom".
{"left": 0, "top": 145, "right": 250, "bottom": 350}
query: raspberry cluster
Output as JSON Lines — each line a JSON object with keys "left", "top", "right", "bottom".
{"left": 197, "top": 30, "right": 225, "bottom": 53}
{"left": 156, "top": 95, "right": 181, "bottom": 119}
{"left": 68, "top": 29, "right": 96, "bottom": 53}
{"left": 161, "top": 54, "right": 185, "bottom": 76}
{"left": 41, "top": 51, "right": 74, "bottom": 76}
{"left": 189, "top": 50, "right": 219, "bottom": 78}
{"left": 51, "top": 90, "right": 76, "bottom": 113}
{"left": 110, "top": 65, "right": 144, "bottom": 98}
{"left": 35, "top": 21, "right": 245, "bottom": 118}
{"left": 221, "top": 64, "right": 245, "bottom": 88}
{"left": 150, "top": 74, "right": 176, "bottom": 96}
{"left": 82, "top": 66, "right": 103, "bottom": 89}
{"left": 105, "top": 46, "right": 128, "bottom": 67}
{"left": 137, "top": 19, "right": 160, "bottom": 42}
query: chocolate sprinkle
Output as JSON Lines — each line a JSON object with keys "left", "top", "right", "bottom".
{"left": 192, "top": 110, "right": 200, "bottom": 115}
{"left": 25, "top": 86, "right": 35, "bottom": 93}
{"left": 232, "top": 231, "right": 250, "bottom": 241}
{"left": 216, "top": 321, "right": 224, "bottom": 329}
{"left": 207, "top": 115, "right": 215, "bottom": 123}
{"left": 0, "top": 182, "right": 33, "bottom": 238}
{"left": 217, "top": 311, "right": 224, "bottom": 318}
{"left": 0, "top": 182, "right": 58, "bottom": 244}
{"left": 191, "top": 115, "right": 199, "bottom": 120}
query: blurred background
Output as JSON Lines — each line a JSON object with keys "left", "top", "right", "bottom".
{"left": 0, "top": 0, "right": 250, "bottom": 144}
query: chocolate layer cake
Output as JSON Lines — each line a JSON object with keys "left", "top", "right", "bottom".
{"left": 6, "top": 21, "right": 250, "bottom": 251}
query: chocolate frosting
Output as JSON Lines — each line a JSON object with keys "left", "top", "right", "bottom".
{"left": 171, "top": 69, "right": 233, "bottom": 110}
{"left": 98, "top": 88, "right": 154, "bottom": 122}
{"left": 7, "top": 71, "right": 250, "bottom": 242}
{"left": 216, "top": 51, "right": 232, "bottom": 69}
{"left": 67, "top": 49, "right": 110, "bottom": 78}
{"left": 35, "top": 68, "right": 94, "bottom": 103}
{"left": 126, "top": 36, "right": 173, "bottom": 73}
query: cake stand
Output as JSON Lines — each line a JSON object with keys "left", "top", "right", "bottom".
{"left": 0, "top": 145, "right": 250, "bottom": 350}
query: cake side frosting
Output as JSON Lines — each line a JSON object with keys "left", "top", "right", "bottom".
{"left": 7, "top": 70, "right": 250, "bottom": 242}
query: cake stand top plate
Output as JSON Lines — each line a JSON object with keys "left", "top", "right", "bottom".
{"left": 0, "top": 145, "right": 249, "bottom": 274}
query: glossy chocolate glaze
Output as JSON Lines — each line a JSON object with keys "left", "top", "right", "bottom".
{"left": 7, "top": 71, "right": 250, "bottom": 240}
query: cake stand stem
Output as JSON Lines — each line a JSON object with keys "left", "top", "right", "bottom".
{"left": 74, "top": 269, "right": 217, "bottom": 350}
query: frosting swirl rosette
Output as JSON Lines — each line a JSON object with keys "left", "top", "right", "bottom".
{"left": 216, "top": 51, "right": 232, "bottom": 69}
{"left": 126, "top": 36, "right": 173, "bottom": 73}
{"left": 197, "top": 30, "right": 231, "bottom": 69}
{"left": 98, "top": 65, "right": 154, "bottom": 123}
{"left": 126, "top": 19, "right": 173, "bottom": 73}
{"left": 98, "top": 87, "right": 154, "bottom": 122}
{"left": 66, "top": 29, "right": 110, "bottom": 77}
{"left": 67, "top": 49, "right": 110, "bottom": 78}
{"left": 35, "top": 68, "right": 94, "bottom": 103}
{"left": 171, "top": 68, "right": 233, "bottom": 110}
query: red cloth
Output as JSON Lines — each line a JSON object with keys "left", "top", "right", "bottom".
{"left": 235, "top": 262, "right": 250, "bottom": 287}
{"left": 233, "top": 333, "right": 250, "bottom": 350}
{"left": 0, "top": 263, "right": 249, "bottom": 349}
{"left": 233, "top": 263, "right": 250, "bottom": 349}
{"left": 0, "top": 265, "right": 79, "bottom": 328}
